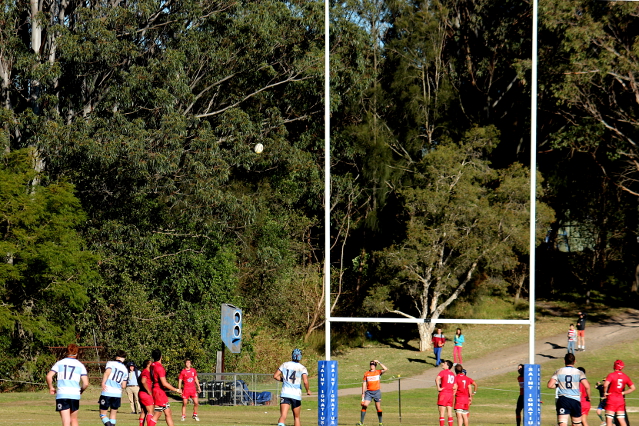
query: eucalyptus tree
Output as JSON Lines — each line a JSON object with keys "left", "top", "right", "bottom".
{"left": 370, "top": 127, "right": 553, "bottom": 351}
{"left": 2, "top": 0, "right": 325, "bottom": 367}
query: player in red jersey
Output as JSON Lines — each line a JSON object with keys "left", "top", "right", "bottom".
{"left": 436, "top": 360, "right": 455, "bottom": 426}
{"left": 603, "top": 360, "right": 635, "bottom": 426}
{"left": 577, "top": 367, "right": 591, "bottom": 426}
{"left": 138, "top": 360, "right": 154, "bottom": 426}
{"left": 150, "top": 349, "right": 181, "bottom": 426}
{"left": 516, "top": 364, "right": 524, "bottom": 426}
{"left": 178, "top": 359, "right": 201, "bottom": 422}
{"left": 453, "top": 365, "right": 477, "bottom": 426}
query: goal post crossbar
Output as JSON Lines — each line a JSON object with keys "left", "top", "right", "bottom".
{"left": 329, "top": 317, "right": 530, "bottom": 325}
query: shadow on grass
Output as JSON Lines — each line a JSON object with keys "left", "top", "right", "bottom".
{"left": 406, "top": 358, "right": 428, "bottom": 364}
{"left": 545, "top": 342, "right": 565, "bottom": 350}
{"left": 537, "top": 353, "right": 559, "bottom": 359}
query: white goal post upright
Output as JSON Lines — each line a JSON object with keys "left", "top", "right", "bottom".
{"left": 322, "top": 1, "right": 539, "bottom": 367}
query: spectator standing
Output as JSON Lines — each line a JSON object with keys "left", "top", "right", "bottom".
{"left": 126, "top": 361, "right": 142, "bottom": 414}
{"left": 567, "top": 324, "right": 577, "bottom": 354}
{"left": 577, "top": 312, "right": 587, "bottom": 351}
{"left": 432, "top": 329, "right": 446, "bottom": 367}
{"left": 46, "top": 343, "right": 89, "bottom": 426}
{"left": 453, "top": 329, "right": 464, "bottom": 365}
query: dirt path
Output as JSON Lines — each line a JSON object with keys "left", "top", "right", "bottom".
{"left": 339, "top": 308, "right": 639, "bottom": 396}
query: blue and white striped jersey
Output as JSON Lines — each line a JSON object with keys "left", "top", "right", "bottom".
{"left": 552, "top": 366, "right": 586, "bottom": 401}
{"left": 50, "top": 357, "right": 88, "bottom": 400}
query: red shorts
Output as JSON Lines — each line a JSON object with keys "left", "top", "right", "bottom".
{"left": 182, "top": 389, "right": 198, "bottom": 400}
{"left": 581, "top": 401, "right": 591, "bottom": 416}
{"left": 605, "top": 397, "right": 625, "bottom": 413}
{"left": 153, "top": 389, "right": 169, "bottom": 407}
{"left": 454, "top": 397, "right": 470, "bottom": 410}
{"left": 438, "top": 391, "right": 453, "bottom": 407}
{"left": 577, "top": 330, "right": 585, "bottom": 337}
{"left": 139, "top": 391, "right": 154, "bottom": 407}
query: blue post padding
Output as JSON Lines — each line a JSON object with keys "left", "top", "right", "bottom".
{"left": 523, "top": 364, "right": 541, "bottom": 426}
{"left": 221, "top": 303, "right": 242, "bottom": 353}
{"left": 318, "top": 360, "right": 338, "bottom": 426}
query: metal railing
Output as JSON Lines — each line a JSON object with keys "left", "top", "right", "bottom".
{"left": 198, "top": 373, "right": 279, "bottom": 406}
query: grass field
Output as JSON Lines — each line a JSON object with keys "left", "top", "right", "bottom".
{"left": 2, "top": 353, "right": 637, "bottom": 426}
{"left": 3, "top": 318, "right": 637, "bottom": 426}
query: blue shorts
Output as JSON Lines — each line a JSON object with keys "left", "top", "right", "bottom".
{"left": 364, "top": 390, "right": 382, "bottom": 402}
{"left": 598, "top": 399, "right": 607, "bottom": 410}
{"left": 98, "top": 395, "right": 122, "bottom": 410}
{"left": 556, "top": 396, "right": 582, "bottom": 416}
{"left": 56, "top": 399, "right": 80, "bottom": 412}
{"left": 280, "top": 397, "right": 301, "bottom": 409}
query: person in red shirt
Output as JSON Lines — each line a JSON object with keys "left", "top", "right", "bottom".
{"left": 178, "top": 359, "right": 201, "bottom": 422}
{"left": 432, "top": 329, "right": 446, "bottom": 367}
{"left": 577, "top": 367, "right": 591, "bottom": 426}
{"left": 436, "top": 360, "right": 455, "bottom": 426}
{"left": 603, "top": 360, "right": 635, "bottom": 426}
{"left": 138, "top": 360, "right": 154, "bottom": 426}
{"left": 150, "top": 349, "right": 181, "bottom": 426}
{"left": 357, "top": 359, "right": 388, "bottom": 426}
{"left": 453, "top": 365, "right": 476, "bottom": 426}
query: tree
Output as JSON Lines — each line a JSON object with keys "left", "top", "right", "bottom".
{"left": 0, "top": 148, "right": 98, "bottom": 383}
{"left": 370, "top": 127, "right": 553, "bottom": 351}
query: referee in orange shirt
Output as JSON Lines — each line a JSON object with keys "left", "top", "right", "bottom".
{"left": 357, "top": 360, "right": 388, "bottom": 426}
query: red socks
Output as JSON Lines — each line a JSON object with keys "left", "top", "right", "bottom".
{"left": 439, "top": 417, "right": 445, "bottom": 426}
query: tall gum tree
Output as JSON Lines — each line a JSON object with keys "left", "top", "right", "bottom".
{"left": 371, "top": 127, "right": 554, "bottom": 351}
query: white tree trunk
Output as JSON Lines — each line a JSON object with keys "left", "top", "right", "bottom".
{"left": 417, "top": 321, "right": 436, "bottom": 352}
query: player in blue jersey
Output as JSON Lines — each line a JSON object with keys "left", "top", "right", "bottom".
{"left": 273, "top": 348, "right": 311, "bottom": 426}
{"left": 46, "top": 344, "right": 90, "bottom": 426}
{"left": 98, "top": 350, "right": 128, "bottom": 426}
{"left": 547, "top": 353, "right": 591, "bottom": 426}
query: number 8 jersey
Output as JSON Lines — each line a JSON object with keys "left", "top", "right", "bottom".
{"left": 278, "top": 361, "right": 308, "bottom": 401}
{"left": 551, "top": 366, "right": 586, "bottom": 400}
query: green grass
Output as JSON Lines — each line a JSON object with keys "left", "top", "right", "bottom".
{"left": 2, "top": 302, "right": 635, "bottom": 425}
{"left": 3, "top": 331, "right": 637, "bottom": 426}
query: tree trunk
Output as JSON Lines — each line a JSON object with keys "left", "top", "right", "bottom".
{"left": 633, "top": 264, "right": 639, "bottom": 293}
{"left": 417, "top": 321, "right": 436, "bottom": 352}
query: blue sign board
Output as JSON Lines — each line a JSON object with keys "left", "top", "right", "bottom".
{"left": 523, "top": 364, "right": 541, "bottom": 426}
{"left": 318, "top": 360, "right": 338, "bottom": 426}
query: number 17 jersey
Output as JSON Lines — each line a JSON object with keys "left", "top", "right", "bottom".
{"left": 278, "top": 361, "right": 308, "bottom": 401}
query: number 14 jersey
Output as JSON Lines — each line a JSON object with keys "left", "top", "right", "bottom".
{"left": 278, "top": 361, "right": 308, "bottom": 401}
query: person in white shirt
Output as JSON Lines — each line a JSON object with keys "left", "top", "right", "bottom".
{"left": 46, "top": 344, "right": 89, "bottom": 426}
